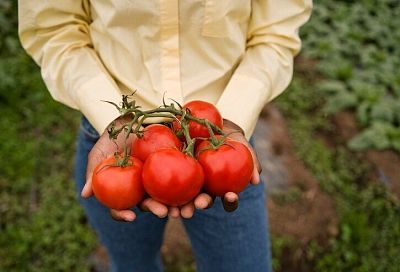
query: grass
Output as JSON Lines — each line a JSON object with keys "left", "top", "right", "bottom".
{"left": 0, "top": 56, "right": 97, "bottom": 271}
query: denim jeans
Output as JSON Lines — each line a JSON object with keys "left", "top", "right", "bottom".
{"left": 74, "top": 116, "right": 272, "bottom": 272}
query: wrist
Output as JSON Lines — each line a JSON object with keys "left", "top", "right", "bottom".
{"left": 104, "top": 114, "right": 133, "bottom": 133}
{"left": 223, "top": 119, "right": 245, "bottom": 136}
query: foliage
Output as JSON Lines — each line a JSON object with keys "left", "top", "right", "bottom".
{"left": 276, "top": 77, "right": 400, "bottom": 272}
{"left": 0, "top": 1, "right": 97, "bottom": 271}
{"left": 301, "top": 0, "right": 400, "bottom": 152}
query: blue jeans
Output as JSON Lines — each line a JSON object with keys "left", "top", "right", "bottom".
{"left": 74, "top": 116, "right": 272, "bottom": 272}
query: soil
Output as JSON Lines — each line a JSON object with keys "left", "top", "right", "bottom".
{"left": 260, "top": 106, "right": 338, "bottom": 271}
{"left": 332, "top": 111, "right": 400, "bottom": 198}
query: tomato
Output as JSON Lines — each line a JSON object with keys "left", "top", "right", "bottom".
{"left": 142, "top": 149, "right": 204, "bottom": 206}
{"left": 196, "top": 137, "right": 254, "bottom": 196}
{"left": 132, "top": 124, "right": 182, "bottom": 161}
{"left": 173, "top": 100, "right": 223, "bottom": 138}
{"left": 92, "top": 156, "right": 145, "bottom": 210}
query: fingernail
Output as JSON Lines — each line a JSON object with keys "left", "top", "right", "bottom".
{"left": 81, "top": 184, "right": 88, "bottom": 197}
{"left": 181, "top": 212, "right": 193, "bottom": 219}
{"left": 197, "top": 199, "right": 208, "bottom": 209}
{"left": 225, "top": 194, "right": 236, "bottom": 202}
{"left": 157, "top": 209, "right": 168, "bottom": 218}
{"left": 124, "top": 214, "right": 135, "bottom": 222}
{"left": 205, "top": 196, "right": 216, "bottom": 209}
{"left": 252, "top": 169, "right": 260, "bottom": 184}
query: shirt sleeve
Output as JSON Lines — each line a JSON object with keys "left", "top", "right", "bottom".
{"left": 216, "top": 0, "right": 313, "bottom": 138}
{"left": 18, "top": 0, "right": 122, "bottom": 133}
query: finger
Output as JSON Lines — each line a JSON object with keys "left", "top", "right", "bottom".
{"left": 248, "top": 146, "right": 261, "bottom": 185}
{"left": 248, "top": 147, "right": 261, "bottom": 173}
{"left": 81, "top": 174, "right": 93, "bottom": 198}
{"left": 251, "top": 166, "right": 260, "bottom": 185}
{"left": 194, "top": 193, "right": 215, "bottom": 209}
{"left": 83, "top": 148, "right": 105, "bottom": 198}
{"left": 168, "top": 207, "right": 180, "bottom": 218}
{"left": 140, "top": 199, "right": 168, "bottom": 218}
{"left": 110, "top": 209, "right": 136, "bottom": 222}
{"left": 222, "top": 192, "right": 239, "bottom": 212}
{"left": 180, "top": 202, "right": 195, "bottom": 219}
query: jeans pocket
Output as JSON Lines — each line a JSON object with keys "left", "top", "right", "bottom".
{"left": 79, "top": 116, "right": 100, "bottom": 142}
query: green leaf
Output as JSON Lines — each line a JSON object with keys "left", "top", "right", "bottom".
{"left": 348, "top": 122, "right": 393, "bottom": 151}
{"left": 370, "top": 99, "right": 396, "bottom": 123}
{"left": 356, "top": 101, "right": 372, "bottom": 125}
{"left": 324, "top": 90, "right": 358, "bottom": 113}
{"left": 317, "top": 80, "right": 348, "bottom": 94}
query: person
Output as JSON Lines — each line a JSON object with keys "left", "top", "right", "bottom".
{"left": 18, "top": 1, "right": 312, "bottom": 271}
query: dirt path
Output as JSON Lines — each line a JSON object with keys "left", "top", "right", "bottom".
{"left": 332, "top": 111, "right": 400, "bottom": 197}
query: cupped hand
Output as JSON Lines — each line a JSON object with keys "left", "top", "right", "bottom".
{"left": 175, "top": 119, "right": 262, "bottom": 218}
{"left": 222, "top": 119, "right": 262, "bottom": 185}
{"left": 219, "top": 119, "right": 262, "bottom": 211}
{"left": 81, "top": 117, "right": 170, "bottom": 222}
{"left": 82, "top": 117, "right": 261, "bottom": 220}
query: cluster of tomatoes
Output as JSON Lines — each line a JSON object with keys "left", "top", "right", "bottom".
{"left": 91, "top": 101, "right": 254, "bottom": 211}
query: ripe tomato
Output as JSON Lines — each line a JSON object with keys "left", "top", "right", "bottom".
{"left": 173, "top": 100, "right": 223, "bottom": 138}
{"left": 196, "top": 138, "right": 254, "bottom": 196}
{"left": 132, "top": 124, "right": 182, "bottom": 161}
{"left": 92, "top": 156, "right": 145, "bottom": 210}
{"left": 142, "top": 149, "right": 204, "bottom": 206}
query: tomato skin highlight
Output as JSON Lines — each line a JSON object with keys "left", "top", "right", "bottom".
{"left": 92, "top": 156, "right": 145, "bottom": 210}
{"left": 132, "top": 124, "right": 182, "bottom": 162}
{"left": 173, "top": 100, "right": 223, "bottom": 138}
{"left": 142, "top": 149, "right": 204, "bottom": 206}
{"left": 196, "top": 138, "right": 254, "bottom": 196}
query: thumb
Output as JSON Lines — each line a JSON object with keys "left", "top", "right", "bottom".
{"left": 81, "top": 172, "right": 93, "bottom": 198}
{"left": 82, "top": 147, "right": 106, "bottom": 198}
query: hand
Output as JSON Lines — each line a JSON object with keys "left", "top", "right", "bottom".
{"left": 220, "top": 119, "right": 262, "bottom": 211}
{"left": 176, "top": 119, "right": 262, "bottom": 217}
{"left": 80, "top": 117, "right": 170, "bottom": 221}
{"left": 222, "top": 119, "right": 262, "bottom": 185}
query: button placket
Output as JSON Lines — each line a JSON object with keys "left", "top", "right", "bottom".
{"left": 159, "top": 0, "right": 183, "bottom": 103}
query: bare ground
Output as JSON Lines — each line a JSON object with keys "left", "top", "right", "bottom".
{"left": 332, "top": 111, "right": 400, "bottom": 198}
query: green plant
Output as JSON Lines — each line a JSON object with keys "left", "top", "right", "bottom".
{"left": 276, "top": 76, "right": 400, "bottom": 272}
{"left": 301, "top": 0, "right": 400, "bottom": 152}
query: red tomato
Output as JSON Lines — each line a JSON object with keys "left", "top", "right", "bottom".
{"left": 196, "top": 138, "right": 254, "bottom": 196}
{"left": 92, "top": 156, "right": 145, "bottom": 210}
{"left": 132, "top": 124, "right": 182, "bottom": 161}
{"left": 142, "top": 149, "right": 204, "bottom": 206}
{"left": 173, "top": 100, "right": 223, "bottom": 138}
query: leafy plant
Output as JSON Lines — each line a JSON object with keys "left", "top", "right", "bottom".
{"left": 276, "top": 76, "right": 400, "bottom": 272}
{"left": 301, "top": 0, "right": 400, "bottom": 152}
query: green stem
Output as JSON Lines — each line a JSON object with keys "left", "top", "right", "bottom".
{"left": 104, "top": 97, "right": 226, "bottom": 157}
{"left": 180, "top": 120, "right": 195, "bottom": 157}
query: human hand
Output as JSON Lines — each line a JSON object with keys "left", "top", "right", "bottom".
{"left": 175, "top": 119, "right": 262, "bottom": 217}
{"left": 81, "top": 116, "right": 170, "bottom": 221}
{"left": 222, "top": 119, "right": 262, "bottom": 185}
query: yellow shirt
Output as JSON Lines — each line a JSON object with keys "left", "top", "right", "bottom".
{"left": 19, "top": 0, "right": 312, "bottom": 138}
